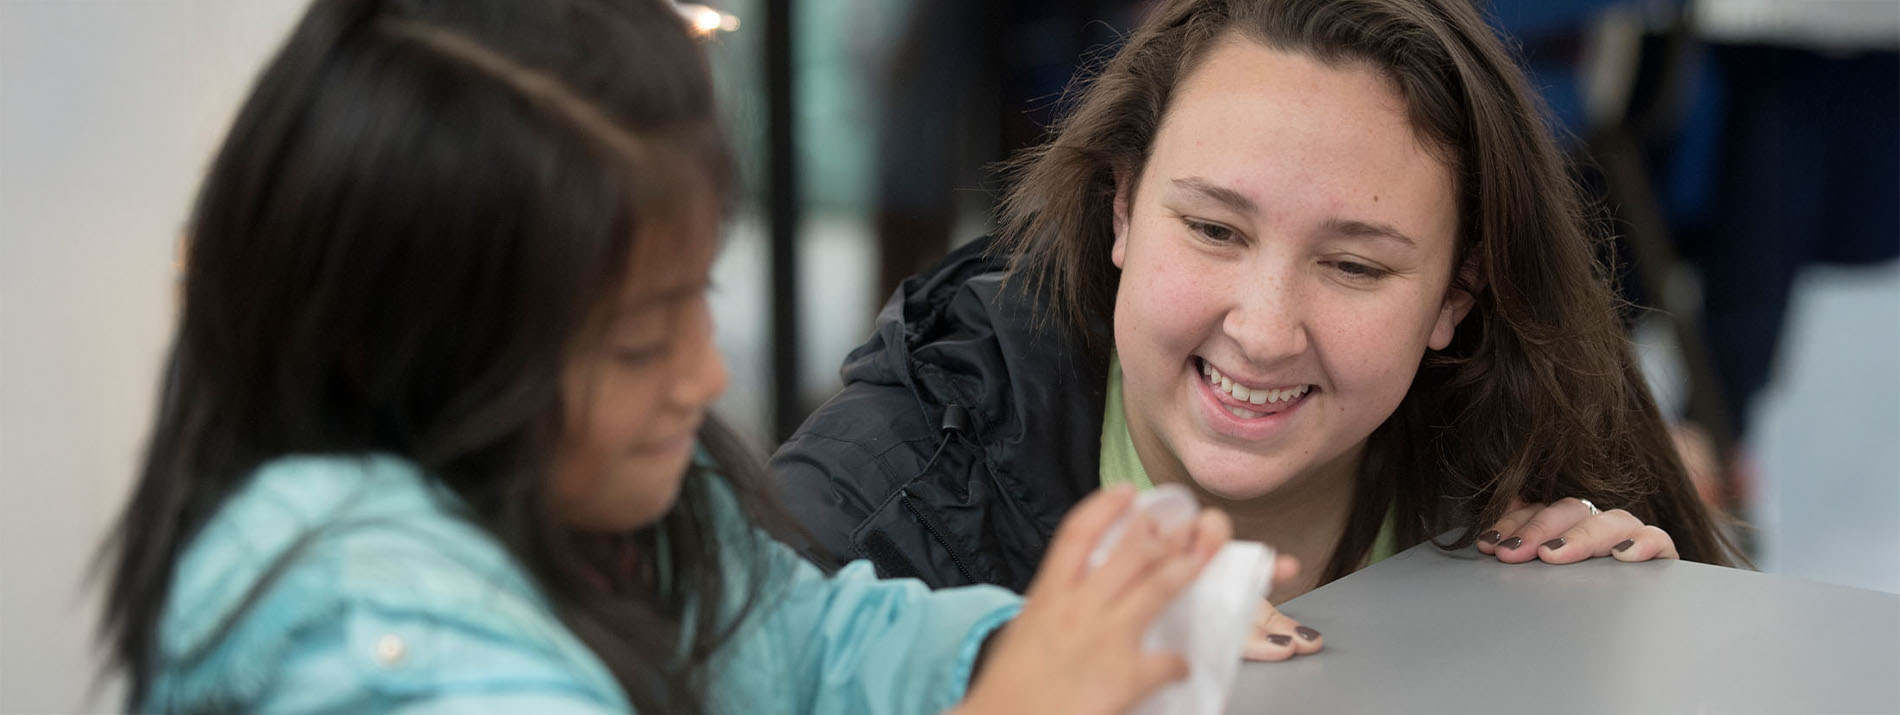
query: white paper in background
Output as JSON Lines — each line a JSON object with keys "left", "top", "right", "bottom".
{"left": 1089, "top": 484, "right": 1275, "bottom": 715}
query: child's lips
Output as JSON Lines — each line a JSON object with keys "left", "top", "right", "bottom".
{"left": 632, "top": 429, "right": 697, "bottom": 456}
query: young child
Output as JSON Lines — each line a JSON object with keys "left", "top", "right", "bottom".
{"left": 96, "top": 1, "right": 1235, "bottom": 712}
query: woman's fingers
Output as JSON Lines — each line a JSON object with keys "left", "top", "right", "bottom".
{"left": 1610, "top": 524, "right": 1679, "bottom": 562}
{"left": 1272, "top": 554, "right": 1300, "bottom": 590}
{"left": 1475, "top": 501, "right": 1540, "bottom": 555}
{"left": 1242, "top": 600, "right": 1322, "bottom": 661}
{"left": 1492, "top": 497, "right": 1597, "bottom": 563}
{"left": 1478, "top": 496, "right": 1681, "bottom": 565}
{"left": 1034, "top": 486, "right": 1137, "bottom": 594}
{"left": 1537, "top": 508, "right": 1644, "bottom": 564}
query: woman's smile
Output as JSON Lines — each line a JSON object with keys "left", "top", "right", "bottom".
{"left": 1192, "top": 357, "right": 1316, "bottom": 441}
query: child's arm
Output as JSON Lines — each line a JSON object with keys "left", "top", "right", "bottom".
{"left": 707, "top": 495, "right": 1019, "bottom": 711}
{"left": 951, "top": 487, "right": 1228, "bottom": 715}
{"left": 756, "top": 557, "right": 1022, "bottom": 713}
{"left": 387, "top": 693, "right": 623, "bottom": 714}
{"left": 724, "top": 484, "right": 1223, "bottom": 715}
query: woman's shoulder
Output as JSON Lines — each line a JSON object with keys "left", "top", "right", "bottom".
{"left": 150, "top": 454, "right": 625, "bottom": 713}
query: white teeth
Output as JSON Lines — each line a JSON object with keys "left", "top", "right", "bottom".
{"left": 1201, "top": 361, "right": 1311, "bottom": 409}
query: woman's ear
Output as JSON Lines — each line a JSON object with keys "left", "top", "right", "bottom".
{"left": 1429, "top": 252, "right": 1482, "bottom": 350}
{"left": 1111, "top": 168, "right": 1132, "bottom": 269}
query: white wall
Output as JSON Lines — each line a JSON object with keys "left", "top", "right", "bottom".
{"left": 0, "top": 1, "right": 308, "bottom": 711}
{"left": 1751, "top": 263, "right": 1900, "bottom": 594}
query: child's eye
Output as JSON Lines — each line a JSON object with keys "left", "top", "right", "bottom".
{"left": 613, "top": 344, "right": 667, "bottom": 365}
{"left": 1323, "top": 259, "right": 1391, "bottom": 281}
{"left": 1182, "top": 218, "right": 1238, "bottom": 244}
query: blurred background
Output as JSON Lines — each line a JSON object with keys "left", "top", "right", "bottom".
{"left": 2, "top": 0, "right": 1893, "bottom": 711}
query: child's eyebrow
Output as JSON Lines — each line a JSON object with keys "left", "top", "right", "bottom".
{"left": 619, "top": 279, "right": 711, "bottom": 312}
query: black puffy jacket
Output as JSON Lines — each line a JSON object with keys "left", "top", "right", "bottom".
{"left": 769, "top": 237, "right": 1109, "bottom": 592}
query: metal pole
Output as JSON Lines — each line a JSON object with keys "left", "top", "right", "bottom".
{"left": 765, "top": 0, "right": 802, "bottom": 443}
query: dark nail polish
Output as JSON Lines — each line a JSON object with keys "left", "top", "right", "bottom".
{"left": 1499, "top": 536, "right": 1523, "bottom": 549}
{"left": 1479, "top": 530, "right": 1502, "bottom": 545}
{"left": 1613, "top": 539, "right": 1635, "bottom": 553}
{"left": 1296, "top": 626, "right": 1322, "bottom": 641}
{"left": 1266, "top": 634, "right": 1294, "bottom": 647}
{"left": 1541, "top": 537, "right": 1566, "bottom": 551}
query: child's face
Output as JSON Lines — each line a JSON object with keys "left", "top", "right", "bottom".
{"left": 1110, "top": 37, "right": 1473, "bottom": 501}
{"left": 551, "top": 199, "right": 727, "bottom": 532}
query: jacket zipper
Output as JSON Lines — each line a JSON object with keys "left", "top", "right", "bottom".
{"left": 899, "top": 488, "right": 979, "bottom": 585}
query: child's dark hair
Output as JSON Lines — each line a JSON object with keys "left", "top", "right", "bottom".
{"left": 97, "top": 0, "right": 767, "bottom": 711}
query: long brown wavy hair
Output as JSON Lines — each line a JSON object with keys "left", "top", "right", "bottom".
{"left": 996, "top": 0, "right": 1739, "bottom": 581}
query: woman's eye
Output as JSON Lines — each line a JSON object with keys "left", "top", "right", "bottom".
{"left": 1325, "top": 260, "right": 1390, "bottom": 281}
{"left": 1182, "top": 218, "right": 1237, "bottom": 244}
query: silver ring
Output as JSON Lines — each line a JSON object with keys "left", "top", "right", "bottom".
{"left": 1578, "top": 498, "right": 1601, "bottom": 516}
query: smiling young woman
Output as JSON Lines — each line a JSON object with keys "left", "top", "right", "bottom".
{"left": 770, "top": 0, "right": 1739, "bottom": 663}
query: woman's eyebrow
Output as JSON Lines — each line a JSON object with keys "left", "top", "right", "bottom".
{"left": 1172, "top": 175, "right": 1421, "bottom": 250}
{"left": 1323, "top": 218, "right": 1418, "bottom": 249}
{"left": 1172, "top": 176, "right": 1257, "bottom": 215}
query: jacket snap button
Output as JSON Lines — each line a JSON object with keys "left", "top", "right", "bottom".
{"left": 373, "top": 634, "right": 407, "bottom": 667}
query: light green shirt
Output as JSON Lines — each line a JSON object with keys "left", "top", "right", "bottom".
{"left": 1098, "top": 355, "right": 1398, "bottom": 567}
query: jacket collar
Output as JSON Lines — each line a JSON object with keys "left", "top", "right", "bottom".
{"left": 844, "top": 237, "right": 1109, "bottom": 536}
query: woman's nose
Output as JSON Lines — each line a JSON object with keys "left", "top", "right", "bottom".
{"left": 1221, "top": 272, "right": 1311, "bottom": 365}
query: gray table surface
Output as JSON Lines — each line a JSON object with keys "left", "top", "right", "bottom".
{"left": 1226, "top": 541, "right": 1900, "bottom": 714}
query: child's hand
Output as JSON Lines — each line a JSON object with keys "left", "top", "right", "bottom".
{"left": 956, "top": 485, "right": 1230, "bottom": 715}
{"left": 1242, "top": 555, "right": 1321, "bottom": 661}
{"left": 1476, "top": 497, "right": 1678, "bottom": 564}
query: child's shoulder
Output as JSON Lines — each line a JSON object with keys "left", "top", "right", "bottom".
{"left": 162, "top": 454, "right": 513, "bottom": 627}
{"left": 150, "top": 454, "right": 624, "bottom": 712}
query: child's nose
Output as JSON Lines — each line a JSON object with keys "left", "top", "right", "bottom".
{"left": 670, "top": 300, "right": 727, "bottom": 408}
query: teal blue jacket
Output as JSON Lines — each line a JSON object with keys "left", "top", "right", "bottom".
{"left": 147, "top": 454, "right": 1022, "bottom": 713}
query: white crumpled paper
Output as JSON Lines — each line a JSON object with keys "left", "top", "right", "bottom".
{"left": 1088, "top": 484, "right": 1274, "bottom": 715}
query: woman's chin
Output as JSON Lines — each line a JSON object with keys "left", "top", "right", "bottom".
{"left": 1182, "top": 467, "right": 1294, "bottom": 503}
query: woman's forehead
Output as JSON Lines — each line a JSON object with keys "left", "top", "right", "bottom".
{"left": 1150, "top": 38, "right": 1458, "bottom": 246}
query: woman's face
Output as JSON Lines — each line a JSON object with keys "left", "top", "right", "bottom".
{"left": 551, "top": 198, "right": 728, "bottom": 531}
{"left": 1111, "top": 37, "right": 1472, "bottom": 501}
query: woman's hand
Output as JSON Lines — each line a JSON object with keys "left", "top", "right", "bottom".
{"left": 1243, "top": 557, "right": 1322, "bottom": 661}
{"left": 1476, "top": 497, "right": 1678, "bottom": 564}
{"left": 956, "top": 486, "right": 1231, "bottom": 715}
